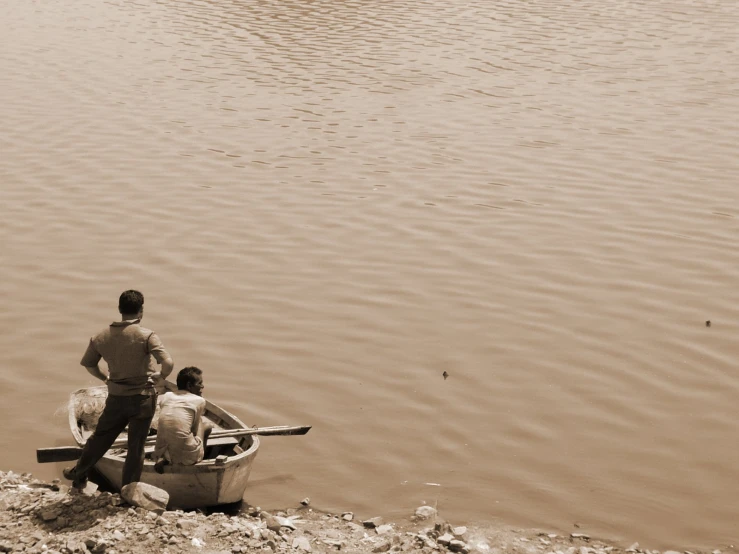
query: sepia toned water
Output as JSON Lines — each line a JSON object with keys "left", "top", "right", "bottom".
{"left": 1, "top": 0, "right": 738, "bottom": 548}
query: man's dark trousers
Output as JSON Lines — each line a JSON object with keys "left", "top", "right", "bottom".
{"left": 71, "top": 393, "right": 157, "bottom": 486}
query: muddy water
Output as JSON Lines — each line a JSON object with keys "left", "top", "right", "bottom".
{"left": 1, "top": 0, "right": 738, "bottom": 548}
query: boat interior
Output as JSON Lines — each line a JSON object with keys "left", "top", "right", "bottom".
{"left": 72, "top": 388, "right": 251, "bottom": 462}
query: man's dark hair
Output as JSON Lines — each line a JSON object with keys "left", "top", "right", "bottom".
{"left": 118, "top": 290, "right": 144, "bottom": 315}
{"left": 177, "top": 366, "right": 203, "bottom": 390}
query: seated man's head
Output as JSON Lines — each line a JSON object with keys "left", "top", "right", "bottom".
{"left": 177, "top": 366, "right": 205, "bottom": 396}
{"left": 119, "top": 290, "right": 144, "bottom": 318}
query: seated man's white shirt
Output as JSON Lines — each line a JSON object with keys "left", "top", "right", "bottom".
{"left": 153, "top": 390, "right": 207, "bottom": 465}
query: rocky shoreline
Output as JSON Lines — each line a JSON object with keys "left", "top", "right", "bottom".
{"left": 0, "top": 471, "right": 728, "bottom": 554}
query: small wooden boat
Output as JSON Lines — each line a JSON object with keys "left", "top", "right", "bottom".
{"left": 68, "top": 383, "right": 259, "bottom": 510}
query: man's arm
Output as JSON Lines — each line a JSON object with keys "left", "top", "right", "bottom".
{"left": 147, "top": 332, "right": 173, "bottom": 387}
{"left": 160, "top": 356, "right": 174, "bottom": 379}
{"left": 84, "top": 364, "right": 109, "bottom": 383}
{"left": 80, "top": 339, "right": 107, "bottom": 383}
{"left": 150, "top": 356, "right": 174, "bottom": 392}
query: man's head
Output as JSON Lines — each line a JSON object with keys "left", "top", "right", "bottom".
{"left": 177, "top": 366, "right": 205, "bottom": 396}
{"left": 118, "top": 290, "right": 144, "bottom": 318}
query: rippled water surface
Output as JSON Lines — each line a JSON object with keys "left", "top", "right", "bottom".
{"left": 1, "top": 0, "right": 738, "bottom": 548}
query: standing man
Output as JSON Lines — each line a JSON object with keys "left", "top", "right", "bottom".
{"left": 63, "top": 290, "right": 173, "bottom": 489}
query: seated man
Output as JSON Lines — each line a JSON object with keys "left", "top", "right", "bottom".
{"left": 153, "top": 366, "right": 213, "bottom": 473}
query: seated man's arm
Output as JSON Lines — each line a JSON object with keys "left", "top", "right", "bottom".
{"left": 194, "top": 399, "right": 213, "bottom": 446}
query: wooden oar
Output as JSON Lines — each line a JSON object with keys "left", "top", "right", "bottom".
{"left": 37, "top": 425, "right": 311, "bottom": 464}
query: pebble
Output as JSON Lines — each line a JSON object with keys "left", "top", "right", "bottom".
{"left": 376, "top": 524, "right": 394, "bottom": 535}
{"left": 292, "top": 536, "right": 311, "bottom": 552}
{"left": 341, "top": 512, "right": 354, "bottom": 521}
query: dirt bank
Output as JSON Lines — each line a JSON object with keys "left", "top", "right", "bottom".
{"left": 0, "top": 471, "right": 727, "bottom": 554}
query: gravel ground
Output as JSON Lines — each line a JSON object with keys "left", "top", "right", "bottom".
{"left": 0, "top": 471, "right": 726, "bottom": 554}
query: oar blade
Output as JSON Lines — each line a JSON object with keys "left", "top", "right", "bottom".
{"left": 36, "top": 446, "right": 83, "bottom": 464}
{"left": 255, "top": 425, "right": 312, "bottom": 436}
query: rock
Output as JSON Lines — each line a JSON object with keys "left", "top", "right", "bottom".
{"left": 300, "top": 498, "right": 311, "bottom": 506}
{"left": 91, "top": 540, "right": 111, "bottom": 554}
{"left": 376, "top": 524, "right": 394, "bottom": 535}
{"left": 341, "top": 512, "right": 354, "bottom": 521}
{"left": 414, "top": 506, "right": 437, "bottom": 520}
{"left": 580, "top": 547, "right": 591, "bottom": 554}
{"left": 346, "top": 522, "right": 365, "bottom": 537}
{"left": 176, "top": 518, "right": 199, "bottom": 531}
{"left": 363, "top": 517, "right": 384, "bottom": 528}
{"left": 262, "top": 512, "right": 282, "bottom": 532}
{"left": 261, "top": 511, "right": 298, "bottom": 531}
{"left": 627, "top": 544, "right": 640, "bottom": 552}
{"left": 292, "top": 536, "right": 311, "bottom": 551}
{"left": 65, "top": 538, "right": 87, "bottom": 552}
{"left": 435, "top": 521, "right": 453, "bottom": 536}
{"left": 81, "top": 481, "right": 99, "bottom": 495}
{"left": 449, "top": 539, "right": 470, "bottom": 553}
{"left": 373, "top": 541, "right": 392, "bottom": 553}
{"left": 664, "top": 551, "right": 682, "bottom": 554}
{"left": 274, "top": 515, "right": 299, "bottom": 530}
{"left": 112, "top": 530, "right": 125, "bottom": 541}
{"left": 121, "top": 483, "right": 169, "bottom": 513}
{"left": 40, "top": 508, "right": 61, "bottom": 521}
{"left": 55, "top": 516, "right": 70, "bottom": 529}
{"left": 438, "top": 533, "right": 454, "bottom": 546}
{"left": 571, "top": 534, "right": 590, "bottom": 540}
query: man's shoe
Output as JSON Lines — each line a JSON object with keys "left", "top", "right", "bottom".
{"left": 154, "top": 458, "right": 169, "bottom": 474}
{"left": 62, "top": 467, "right": 88, "bottom": 489}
